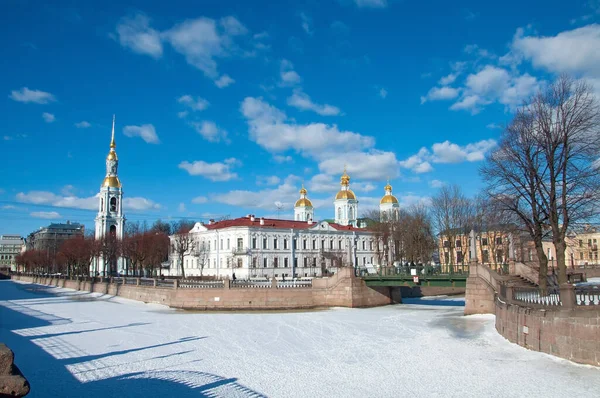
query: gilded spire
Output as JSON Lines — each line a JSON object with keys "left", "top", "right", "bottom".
{"left": 340, "top": 165, "right": 350, "bottom": 186}
{"left": 110, "top": 114, "right": 116, "bottom": 149}
{"left": 384, "top": 177, "right": 392, "bottom": 192}
{"left": 300, "top": 182, "right": 307, "bottom": 195}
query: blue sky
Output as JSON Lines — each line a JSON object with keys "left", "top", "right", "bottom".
{"left": 2, "top": 0, "right": 600, "bottom": 236}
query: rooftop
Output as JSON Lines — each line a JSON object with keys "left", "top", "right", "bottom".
{"left": 201, "top": 215, "right": 368, "bottom": 232}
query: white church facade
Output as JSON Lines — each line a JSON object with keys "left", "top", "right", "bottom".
{"left": 166, "top": 170, "right": 403, "bottom": 278}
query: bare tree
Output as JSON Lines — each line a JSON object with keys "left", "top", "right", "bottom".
{"left": 430, "top": 185, "right": 473, "bottom": 273}
{"left": 193, "top": 240, "right": 210, "bottom": 277}
{"left": 403, "top": 204, "right": 436, "bottom": 264}
{"left": 531, "top": 76, "right": 600, "bottom": 284}
{"left": 171, "top": 221, "right": 195, "bottom": 278}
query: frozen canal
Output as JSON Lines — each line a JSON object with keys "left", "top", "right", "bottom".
{"left": 1, "top": 281, "right": 598, "bottom": 397}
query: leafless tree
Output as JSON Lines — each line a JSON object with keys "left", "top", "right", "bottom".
{"left": 403, "top": 204, "right": 437, "bottom": 264}
{"left": 531, "top": 76, "right": 600, "bottom": 284}
{"left": 430, "top": 185, "right": 473, "bottom": 272}
{"left": 170, "top": 221, "right": 196, "bottom": 278}
{"left": 193, "top": 240, "right": 210, "bottom": 277}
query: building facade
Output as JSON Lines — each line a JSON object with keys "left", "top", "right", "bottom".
{"left": 91, "top": 116, "right": 126, "bottom": 276}
{"left": 0, "top": 235, "right": 26, "bottom": 272}
{"left": 27, "top": 221, "right": 84, "bottom": 253}
{"left": 167, "top": 170, "right": 393, "bottom": 278}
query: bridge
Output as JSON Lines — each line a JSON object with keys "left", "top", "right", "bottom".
{"left": 362, "top": 273, "right": 467, "bottom": 288}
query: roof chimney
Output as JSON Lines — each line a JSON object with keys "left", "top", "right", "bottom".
{"left": 307, "top": 218, "right": 313, "bottom": 225}
{"left": 209, "top": 219, "right": 214, "bottom": 225}
{"left": 250, "top": 215, "right": 255, "bottom": 222}
{"left": 260, "top": 217, "right": 264, "bottom": 226}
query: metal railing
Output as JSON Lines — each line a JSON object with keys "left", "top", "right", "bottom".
{"left": 277, "top": 279, "right": 312, "bottom": 289}
{"left": 231, "top": 280, "right": 271, "bottom": 289}
{"left": 575, "top": 286, "right": 600, "bottom": 306}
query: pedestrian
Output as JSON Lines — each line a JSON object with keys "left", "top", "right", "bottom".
{"left": 232, "top": 272, "right": 237, "bottom": 281}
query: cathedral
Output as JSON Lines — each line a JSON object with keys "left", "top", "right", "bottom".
{"left": 91, "top": 116, "right": 126, "bottom": 276}
{"left": 165, "top": 168, "right": 402, "bottom": 279}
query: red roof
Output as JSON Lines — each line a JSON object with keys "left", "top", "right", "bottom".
{"left": 203, "top": 216, "right": 368, "bottom": 232}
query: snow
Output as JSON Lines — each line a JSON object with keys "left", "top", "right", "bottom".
{"left": 1, "top": 281, "right": 599, "bottom": 398}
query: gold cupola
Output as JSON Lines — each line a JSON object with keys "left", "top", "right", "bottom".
{"left": 335, "top": 167, "right": 356, "bottom": 200}
{"left": 295, "top": 184, "right": 313, "bottom": 207}
{"left": 101, "top": 115, "right": 122, "bottom": 188}
{"left": 380, "top": 180, "right": 399, "bottom": 204}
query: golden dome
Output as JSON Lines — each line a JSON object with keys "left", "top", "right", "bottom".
{"left": 380, "top": 195, "right": 399, "bottom": 204}
{"left": 335, "top": 189, "right": 356, "bottom": 200}
{"left": 295, "top": 198, "right": 313, "bottom": 207}
{"left": 384, "top": 182, "right": 392, "bottom": 191}
{"left": 340, "top": 170, "right": 350, "bottom": 186}
{"left": 102, "top": 176, "right": 122, "bottom": 188}
{"left": 106, "top": 150, "right": 118, "bottom": 161}
{"left": 299, "top": 185, "right": 307, "bottom": 195}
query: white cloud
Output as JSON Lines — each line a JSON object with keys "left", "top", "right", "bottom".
{"left": 178, "top": 202, "right": 186, "bottom": 212}
{"left": 42, "top": 112, "right": 55, "bottom": 123}
{"left": 30, "top": 211, "right": 61, "bottom": 219}
{"left": 212, "top": 175, "right": 301, "bottom": 210}
{"left": 439, "top": 73, "right": 459, "bottom": 85}
{"left": 60, "top": 185, "right": 76, "bottom": 196}
{"left": 123, "top": 124, "right": 160, "bottom": 144}
{"left": 214, "top": 74, "right": 235, "bottom": 88}
{"left": 241, "top": 97, "right": 399, "bottom": 180}
{"left": 287, "top": 90, "right": 341, "bottom": 116}
{"left": 163, "top": 16, "right": 247, "bottom": 81}
{"left": 511, "top": 24, "right": 600, "bottom": 78}
{"left": 177, "top": 111, "right": 189, "bottom": 119}
{"left": 75, "top": 121, "right": 91, "bottom": 128}
{"left": 420, "top": 86, "right": 460, "bottom": 104}
{"left": 429, "top": 179, "right": 444, "bottom": 188}
{"left": 273, "top": 155, "right": 293, "bottom": 163}
{"left": 10, "top": 87, "right": 56, "bottom": 104}
{"left": 123, "top": 197, "right": 161, "bottom": 211}
{"left": 179, "top": 158, "right": 240, "bottom": 181}
{"left": 486, "top": 123, "right": 502, "bottom": 129}
{"left": 379, "top": 88, "right": 388, "bottom": 98}
{"left": 257, "top": 175, "right": 281, "bottom": 186}
{"left": 191, "top": 196, "right": 208, "bottom": 204}
{"left": 191, "top": 121, "right": 229, "bottom": 143}
{"left": 177, "top": 95, "right": 209, "bottom": 111}
{"left": 354, "top": 0, "right": 388, "bottom": 8}
{"left": 115, "top": 13, "right": 163, "bottom": 58}
{"left": 300, "top": 12, "right": 313, "bottom": 35}
{"left": 280, "top": 59, "right": 301, "bottom": 86}
{"left": 399, "top": 139, "right": 497, "bottom": 173}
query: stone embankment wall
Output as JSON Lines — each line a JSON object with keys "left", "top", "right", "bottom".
{"left": 0, "top": 343, "right": 30, "bottom": 397}
{"left": 12, "top": 268, "right": 399, "bottom": 310}
{"left": 465, "top": 262, "right": 600, "bottom": 367}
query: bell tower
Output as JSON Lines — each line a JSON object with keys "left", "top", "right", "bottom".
{"left": 93, "top": 115, "right": 126, "bottom": 276}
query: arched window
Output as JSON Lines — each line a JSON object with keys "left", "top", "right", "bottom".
{"left": 337, "top": 207, "right": 342, "bottom": 220}
{"left": 110, "top": 197, "right": 117, "bottom": 212}
{"left": 394, "top": 209, "right": 399, "bottom": 221}
{"left": 110, "top": 225, "right": 117, "bottom": 236}
{"left": 100, "top": 198, "right": 104, "bottom": 211}
{"left": 349, "top": 207, "right": 354, "bottom": 220}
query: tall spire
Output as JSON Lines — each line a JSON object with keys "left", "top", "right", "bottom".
{"left": 110, "top": 114, "right": 116, "bottom": 149}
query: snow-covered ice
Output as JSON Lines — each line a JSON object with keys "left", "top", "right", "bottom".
{"left": 1, "top": 280, "right": 599, "bottom": 398}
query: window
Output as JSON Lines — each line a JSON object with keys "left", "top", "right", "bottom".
{"left": 312, "top": 257, "right": 317, "bottom": 267}
{"left": 237, "top": 238, "right": 243, "bottom": 250}
{"left": 263, "top": 238, "right": 267, "bottom": 249}
{"left": 496, "top": 250, "right": 503, "bottom": 263}
{"left": 528, "top": 249, "right": 533, "bottom": 261}
{"left": 273, "top": 257, "right": 279, "bottom": 267}
{"left": 293, "top": 239, "right": 297, "bottom": 249}
{"left": 496, "top": 237, "right": 502, "bottom": 245}
{"left": 321, "top": 240, "right": 325, "bottom": 249}
{"left": 252, "top": 237, "right": 257, "bottom": 249}
{"left": 284, "top": 239, "right": 288, "bottom": 249}
{"left": 481, "top": 238, "right": 488, "bottom": 246}
{"left": 444, "top": 252, "right": 450, "bottom": 264}
{"left": 284, "top": 258, "right": 289, "bottom": 268}
{"left": 110, "top": 197, "right": 117, "bottom": 212}
{"left": 303, "top": 257, "right": 308, "bottom": 267}
{"left": 220, "top": 239, "right": 223, "bottom": 250}
{"left": 303, "top": 239, "right": 307, "bottom": 250}
{"left": 456, "top": 240, "right": 461, "bottom": 248}
{"left": 312, "top": 240, "right": 316, "bottom": 250}
{"left": 579, "top": 239, "right": 583, "bottom": 247}
{"left": 339, "top": 240, "right": 342, "bottom": 250}
{"left": 237, "top": 258, "right": 243, "bottom": 268}
{"left": 337, "top": 207, "right": 342, "bottom": 220}
{"left": 580, "top": 252, "right": 584, "bottom": 260}
{"left": 330, "top": 239, "right": 333, "bottom": 249}
{"left": 349, "top": 207, "right": 354, "bottom": 220}
{"left": 456, "top": 252, "right": 463, "bottom": 263}
{"left": 208, "top": 241, "right": 211, "bottom": 251}
{"left": 443, "top": 240, "right": 450, "bottom": 248}
{"left": 227, "top": 239, "right": 230, "bottom": 250}
{"left": 252, "top": 257, "right": 257, "bottom": 268}
{"left": 263, "top": 258, "right": 267, "bottom": 268}
{"left": 362, "top": 240, "right": 366, "bottom": 250}
{"left": 273, "top": 238, "right": 278, "bottom": 249}
{"left": 294, "top": 257, "right": 298, "bottom": 268}
{"left": 482, "top": 250, "right": 489, "bottom": 263}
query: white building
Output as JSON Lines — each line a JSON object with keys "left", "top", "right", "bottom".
{"left": 167, "top": 170, "right": 388, "bottom": 278}
{"left": 0, "top": 235, "right": 26, "bottom": 272}
{"left": 91, "top": 116, "right": 126, "bottom": 276}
